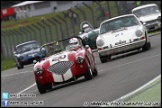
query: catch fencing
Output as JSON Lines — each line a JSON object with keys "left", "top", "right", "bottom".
{"left": 1, "top": 1, "right": 161, "bottom": 58}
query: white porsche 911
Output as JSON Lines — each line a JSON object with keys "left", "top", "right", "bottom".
{"left": 96, "top": 14, "right": 151, "bottom": 63}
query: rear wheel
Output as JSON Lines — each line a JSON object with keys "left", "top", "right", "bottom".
{"left": 36, "top": 80, "right": 46, "bottom": 94}
{"left": 84, "top": 58, "right": 93, "bottom": 80}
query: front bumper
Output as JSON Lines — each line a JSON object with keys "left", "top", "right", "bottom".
{"left": 145, "top": 20, "right": 161, "bottom": 31}
{"left": 98, "top": 39, "right": 146, "bottom": 56}
{"left": 20, "top": 54, "right": 45, "bottom": 65}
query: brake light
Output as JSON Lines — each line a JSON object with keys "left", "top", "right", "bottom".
{"left": 140, "top": 36, "right": 145, "bottom": 40}
{"left": 98, "top": 48, "right": 103, "bottom": 50}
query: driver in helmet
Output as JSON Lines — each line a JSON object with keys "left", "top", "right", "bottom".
{"left": 68, "top": 38, "right": 80, "bottom": 51}
{"left": 82, "top": 24, "right": 92, "bottom": 33}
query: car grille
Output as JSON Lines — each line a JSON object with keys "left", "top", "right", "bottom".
{"left": 47, "top": 61, "right": 74, "bottom": 75}
{"left": 146, "top": 19, "right": 159, "bottom": 24}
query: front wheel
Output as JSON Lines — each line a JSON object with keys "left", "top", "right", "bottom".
{"left": 99, "top": 54, "right": 111, "bottom": 63}
{"left": 84, "top": 59, "right": 93, "bottom": 80}
{"left": 142, "top": 42, "right": 151, "bottom": 51}
{"left": 45, "top": 83, "right": 52, "bottom": 90}
{"left": 17, "top": 62, "right": 24, "bottom": 69}
{"left": 36, "top": 80, "right": 46, "bottom": 94}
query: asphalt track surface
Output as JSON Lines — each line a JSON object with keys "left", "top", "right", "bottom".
{"left": 1, "top": 33, "right": 161, "bottom": 107}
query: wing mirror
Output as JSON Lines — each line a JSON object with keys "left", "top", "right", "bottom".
{"left": 140, "top": 21, "right": 146, "bottom": 25}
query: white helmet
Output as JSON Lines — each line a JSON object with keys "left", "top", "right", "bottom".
{"left": 83, "top": 24, "right": 89, "bottom": 29}
{"left": 69, "top": 38, "right": 79, "bottom": 45}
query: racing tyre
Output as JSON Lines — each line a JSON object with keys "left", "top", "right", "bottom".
{"left": 142, "top": 42, "right": 151, "bottom": 51}
{"left": 99, "top": 54, "right": 108, "bottom": 63}
{"left": 36, "top": 80, "right": 46, "bottom": 94}
{"left": 92, "top": 64, "right": 98, "bottom": 76}
{"left": 45, "top": 83, "right": 52, "bottom": 90}
{"left": 84, "top": 59, "right": 93, "bottom": 80}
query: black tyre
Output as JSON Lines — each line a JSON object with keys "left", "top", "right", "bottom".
{"left": 99, "top": 54, "right": 111, "bottom": 63}
{"left": 45, "top": 83, "right": 52, "bottom": 90}
{"left": 36, "top": 80, "right": 46, "bottom": 94}
{"left": 92, "top": 64, "right": 98, "bottom": 76}
{"left": 142, "top": 42, "right": 151, "bottom": 51}
{"left": 84, "top": 59, "right": 93, "bottom": 80}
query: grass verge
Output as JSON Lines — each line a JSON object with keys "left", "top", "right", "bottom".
{"left": 1, "top": 58, "right": 15, "bottom": 71}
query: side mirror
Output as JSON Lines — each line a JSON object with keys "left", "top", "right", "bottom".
{"left": 140, "top": 21, "right": 146, "bottom": 25}
{"left": 85, "top": 45, "right": 89, "bottom": 49}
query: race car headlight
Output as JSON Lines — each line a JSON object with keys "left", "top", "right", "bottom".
{"left": 96, "top": 39, "right": 104, "bottom": 46}
{"left": 135, "top": 30, "right": 143, "bottom": 37}
{"left": 76, "top": 56, "right": 84, "bottom": 64}
{"left": 157, "top": 16, "right": 161, "bottom": 20}
{"left": 35, "top": 67, "right": 43, "bottom": 75}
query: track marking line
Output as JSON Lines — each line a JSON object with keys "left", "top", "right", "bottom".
{"left": 101, "top": 74, "right": 161, "bottom": 107}
{"left": 2, "top": 71, "right": 33, "bottom": 78}
{"left": 11, "top": 54, "right": 161, "bottom": 95}
{"left": 99, "top": 54, "right": 161, "bottom": 72}
{"left": 17, "top": 82, "right": 36, "bottom": 95}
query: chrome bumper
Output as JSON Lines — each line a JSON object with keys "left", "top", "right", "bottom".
{"left": 98, "top": 40, "right": 146, "bottom": 56}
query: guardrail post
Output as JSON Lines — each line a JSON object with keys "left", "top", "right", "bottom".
{"left": 19, "top": 26, "right": 28, "bottom": 41}
{"left": 115, "top": 1, "right": 120, "bottom": 16}
{"left": 46, "top": 19, "right": 59, "bottom": 40}
{"left": 42, "top": 19, "right": 53, "bottom": 42}
{"left": 75, "top": 6, "right": 87, "bottom": 21}
{"left": 62, "top": 12, "right": 76, "bottom": 36}
{"left": 96, "top": 2, "right": 105, "bottom": 21}
{"left": 14, "top": 29, "right": 25, "bottom": 43}
{"left": 22, "top": 27, "right": 33, "bottom": 41}
{"left": 57, "top": 15, "right": 69, "bottom": 38}
{"left": 1, "top": 32, "right": 9, "bottom": 58}
{"left": 26, "top": 25, "right": 37, "bottom": 40}
{"left": 70, "top": 10, "right": 81, "bottom": 29}
{"left": 3, "top": 31, "right": 13, "bottom": 58}
{"left": 106, "top": 1, "right": 111, "bottom": 18}
{"left": 51, "top": 17, "right": 64, "bottom": 40}
{"left": 10, "top": 30, "right": 21, "bottom": 44}
{"left": 82, "top": 2, "right": 96, "bottom": 27}
{"left": 8, "top": 30, "right": 17, "bottom": 46}
{"left": 31, "top": 24, "right": 43, "bottom": 45}
{"left": 37, "top": 22, "right": 48, "bottom": 43}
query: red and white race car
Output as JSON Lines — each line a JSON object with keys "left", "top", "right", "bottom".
{"left": 34, "top": 36, "right": 98, "bottom": 94}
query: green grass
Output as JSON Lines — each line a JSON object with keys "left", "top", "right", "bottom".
{"left": 1, "top": 58, "right": 15, "bottom": 71}
{"left": 0, "top": 1, "right": 116, "bottom": 71}
{"left": 120, "top": 77, "right": 161, "bottom": 107}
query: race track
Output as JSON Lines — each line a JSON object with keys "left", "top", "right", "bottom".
{"left": 1, "top": 33, "right": 161, "bottom": 107}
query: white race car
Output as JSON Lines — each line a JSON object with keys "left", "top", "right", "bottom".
{"left": 96, "top": 14, "right": 151, "bottom": 63}
{"left": 132, "top": 4, "right": 161, "bottom": 32}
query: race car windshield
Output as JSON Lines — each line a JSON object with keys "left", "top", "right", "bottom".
{"left": 16, "top": 42, "right": 39, "bottom": 53}
{"left": 132, "top": 6, "right": 160, "bottom": 18}
{"left": 100, "top": 16, "right": 139, "bottom": 34}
